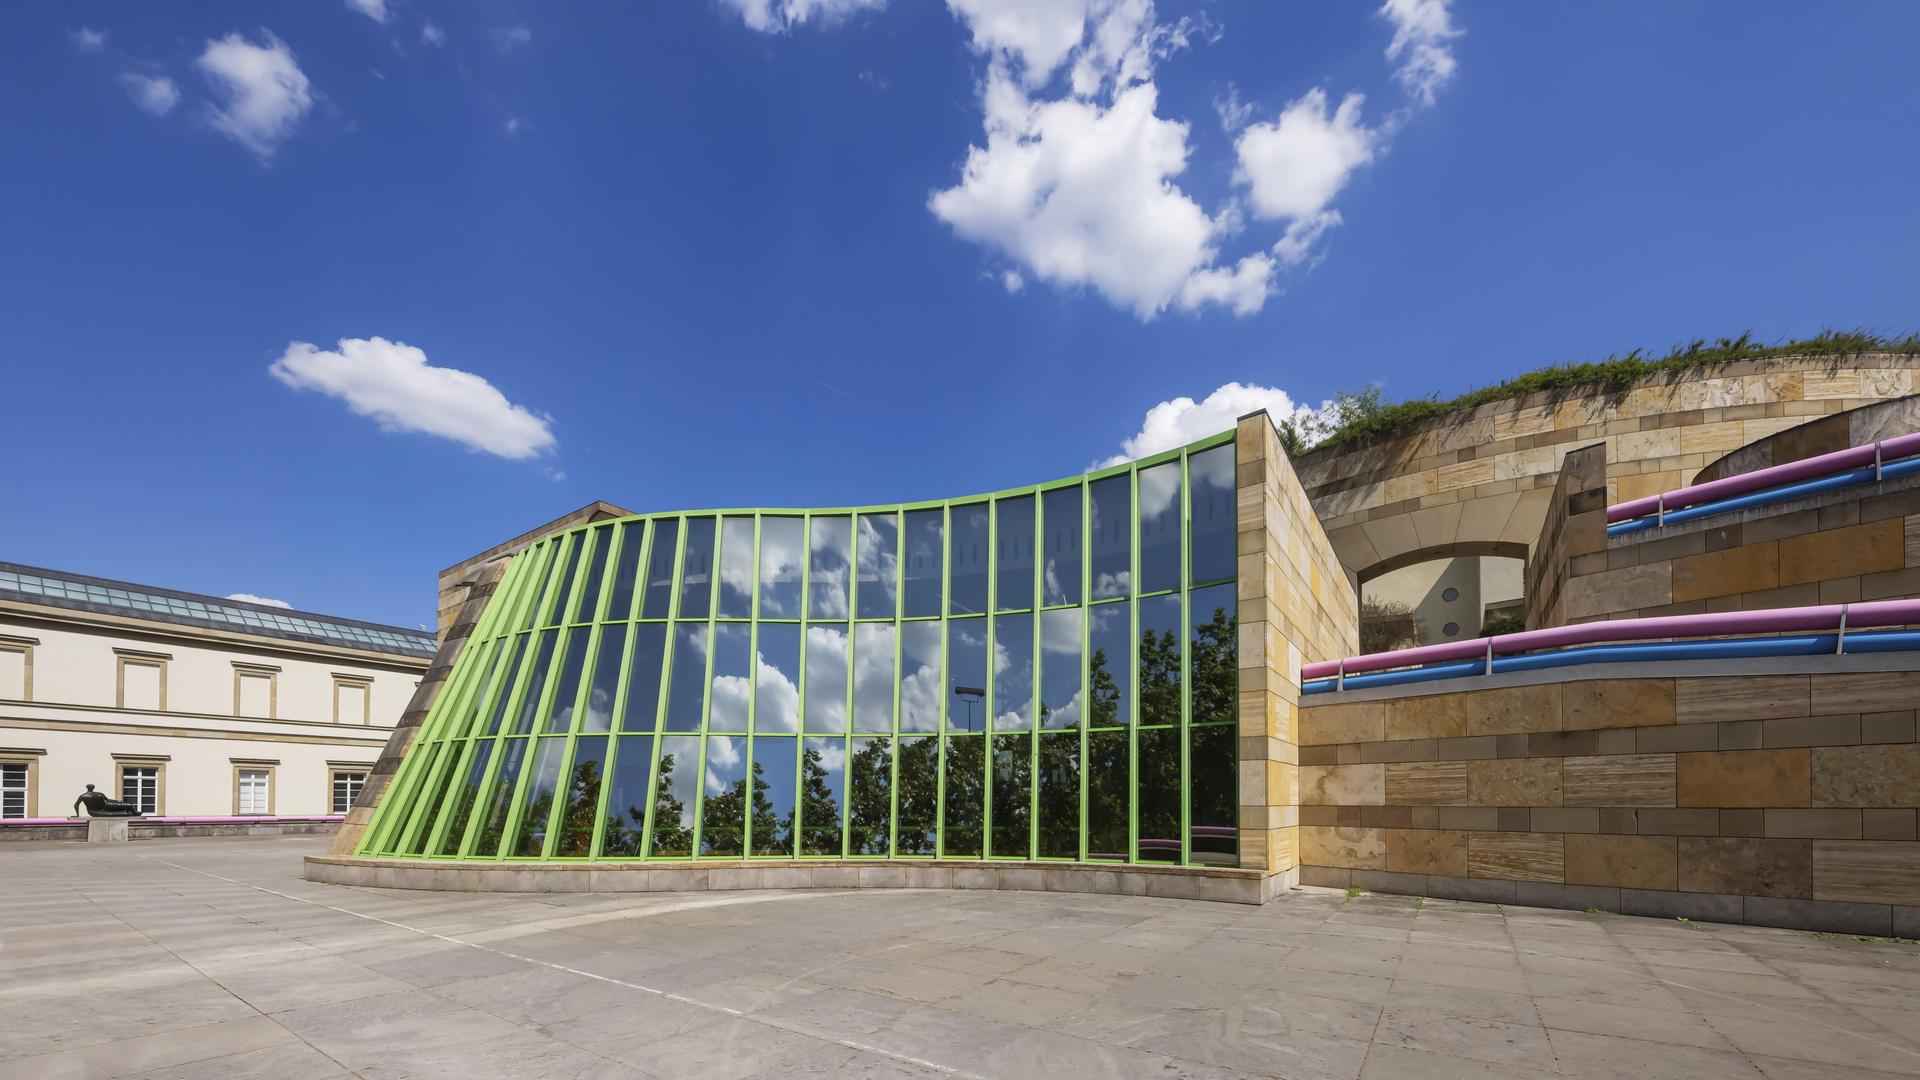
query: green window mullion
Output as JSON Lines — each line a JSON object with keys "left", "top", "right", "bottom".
{"left": 935, "top": 505, "right": 952, "bottom": 858}
{"left": 888, "top": 515, "right": 904, "bottom": 856}
{"left": 1080, "top": 482, "right": 1092, "bottom": 862}
{"left": 744, "top": 516, "right": 762, "bottom": 857}
{"left": 982, "top": 502, "right": 996, "bottom": 858}
{"left": 793, "top": 515, "right": 812, "bottom": 853}
{"left": 1178, "top": 450, "right": 1192, "bottom": 866}
{"left": 1128, "top": 465, "right": 1142, "bottom": 864}
{"left": 380, "top": 637, "right": 500, "bottom": 854}
{"left": 536, "top": 732, "right": 577, "bottom": 859}
{"left": 1028, "top": 492, "right": 1042, "bottom": 861}
{"left": 586, "top": 521, "right": 654, "bottom": 858}
{"left": 417, "top": 739, "right": 480, "bottom": 857}
{"left": 639, "top": 516, "right": 690, "bottom": 860}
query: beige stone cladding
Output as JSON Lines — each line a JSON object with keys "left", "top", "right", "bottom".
{"left": 1298, "top": 665, "right": 1920, "bottom": 934}
{"left": 1234, "top": 412, "right": 1360, "bottom": 883}
{"left": 1293, "top": 355, "right": 1920, "bottom": 586}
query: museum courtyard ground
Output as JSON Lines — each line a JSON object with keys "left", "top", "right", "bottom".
{"left": 4, "top": 837, "right": 1919, "bottom": 1079}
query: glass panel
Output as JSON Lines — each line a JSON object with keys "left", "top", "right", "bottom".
{"left": 619, "top": 624, "right": 666, "bottom": 732}
{"left": 700, "top": 735, "right": 746, "bottom": 856}
{"left": 995, "top": 496, "right": 1034, "bottom": 611}
{"left": 708, "top": 624, "right": 752, "bottom": 731}
{"left": 1088, "top": 604, "right": 1130, "bottom": 729}
{"left": 759, "top": 517, "right": 805, "bottom": 618}
{"left": 474, "top": 739, "right": 528, "bottom": 856}
{"left": 901, "top": 509, "right": 943, "bottom": 618}
{"left": 1086, "top": 729, "right": 1128, "bottom": 860}
{"left": 992, "top": 613, "right": 1033, "bottom": 732}
{"left": 573, "top": 527, "right": 614, "bottom": 622}
{"left": 853, "top": 623, "right": 895, "bottom": 734}
{"left": 948, "top": 503, "right": 989, "bottom": 616}
{"left": 847, "top": 736, "right": 891, "bottom": 855}
{"left": 1037, "top": 732, "right": 1079, "bottom": 859}
{"left": 581, "top": 626, "right": 624, "bottom": 733}
{"left": 807, "top": 516, "right": 852, "bottom": 619}
{"left": 990, "top": 733, "right": 1030, "bottom": 859}
{"left": 1136, "top": 727, "right": 1180, "bottom": 863}
{"left": 553, "top": 736, "right": 607, "bottom": 856}
{"left": 486, "top": 636, "right": 528, "bottom": 735}
{"left": 1042, "top": 486, "right": 1083, "bottom": 607}
{"left": 649, "top": 736, "right": 701, "bottom": 858}
{"left": 799, "top": 737, "right": 844, "bottom": 855}
{"left": 439, "top": 741, "right": 494, "bottom": 856}
{"left": 512, "top": 631, "right": 560, "bottom": 735}
{"left": 642, "top": 519, "right": 679, "bottom": 619}
{"left": 449, "top": 638, "right": 501, "bottom": 741}
{"left": 941, "top": 736, "right": 984, "bottom": 857}
{"left": 663, "top": 625, "right": 709, "bottom": 733}
{"left": 605, "top": 521, "right": 647, "bottom": 621}
{"left": 855, "top": 513, "right": 898, "bottom": 619}
{"left": 1190, "top": 583, "right": 1237, "bottom": 727}
{"left": 946, "top": 618, "right": 988, "bottom": 733}
{"left": 1039, "top": 608, "right": 1081, "bottom": 730}
{"left": 545, "top": 536, "right": 586, "bottom": 626}
{"left": 678, "top": 518, "right": 717, "bottom": 617}
{"left": 599, "top": 735, "right": 653, "bottom": 857}
{"left": 1189, "top": 724, "right": 1237, "bottom": 866}
{"left": 1189, "top": 445, "right": 1236, "bottom": 586}
{"left": 541, "top": 629, "right": 590, "bottom": 734}
{"left": 398, "top": 744, "right": 458, "bottom": 855}
{"left": 1139, "top": 594, "right": 1182, "bottom": 728}
{"left": 897, "top": 621, "right": 941, "bottom": 733}
{"left": 803, "top": 624, "right": 848, "bottom": 733}
{"left": 717, "top": 516, "right": 756, "bottom": 619}
{"left": 1138, "top": 461, "right": 1182, "bottom": 594}
{"left": 896, "top": 736, "right": 938, "bottom": 855}
{"left": 751, "top": 736, "right": 797, "bottom": 856}
{"left": 511, "top": 739, "right": 565, "bottom": 856}
{"left": 754, "top": 623, "right": 801, "bottom": 733}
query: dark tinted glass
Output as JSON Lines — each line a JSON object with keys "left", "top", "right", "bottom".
{"left": 1037, "top": 732, "right": 1078, "bottom": 859}
{"left": 619, "top": 624, "right": 666, "bottom": 731}
{"left": 992, "top": 613, "right": 1032, "bottom": 731}
{"left": 512, "top": 631, "right": 560, "bottom": 735}
{"left": 946, "top": 619, "right": 988, "bottom": 733}
{"left": 678, "top": 518, "right": 717, "bottom": 617}
{"left": 1089, "top": 475, "right": 1131, "bottom": 600}
{"left": 1086, "top": 729, "right": 1127, "bottom": 860}
{"left": 553, "top": 736, "right": 607, "bottom": 856}
{"left": 573, "top": 528, "right": 614, "bottom": 622}
{"left": 581, "top": 625, "right": 624, "bottom": 733}
{"left": 475, "top": 739, "right": 528, "bottom": 856}
{"left": 941, "top": 736, "right": 984, "bottom": 856}
{"left": 948, "top": 503, "right": 989, "bottom": 615}
{"left": 1136, "top": 726, "right": 1179, "bottom": 862}
{"left": 1188, "top": 724, "right": 1237, "bottom": 866}
{"left": 1042, "top": 486, "right": 1082, "bottom": 606}
{"left": 1188, "top": 445, "right": 1235, "bottom": 585}
{"left": 398, "top": 743, "right": 458, "bottom": 855}
{"left": 901, "top": 509, "right": 943, "bottom": 617}
{"left": 751, "top": 736, "right": 797, "bottom": 856}
{"left": 848, "top": 736, "right": 891, "bottom": 855}
{"left": 599, "top": 735, "right": 653, "bottom": 856}
{"left": 1138, "top": 594, "right": 1182, "bottom": 728}
{"left": 541, "top": 629, "right": 590, "bottom": 734}
{"left": 663, "top": 625, "right": 708, "bottom": 732}
{"left": 1190, "top": 583, "right": 1236, "bottom": 727}
{"left": 799, "top": 737, "right": 844, "bottom": 855}
{"left": 641, "top": 519, "right": 678, "bottom": 619}
{"left": 1138, "top": 461, "right": 1181, "bottom": 594}
{"left": 995, "top": 496, "right": 1034, "bottom": 610}
{"left": 990, "top": 733, "right": 1030, "bottom": 858}
{"left": 605, "top": 521, "right": 647, "bottom": 621}
{"left": 1040, "top": 608, "right": 1080, "bottom": 730}
{"left": 1088, "top": 604, "right": 1130, "bottom": 729}
{"left": 437, "top": 742, "right": 492, "bottom": 856}
{"left": 545, "top": 537, "right": 585, "bottom": 627}
{"left": 649, "top": 736, "right": 700, "bottom": 857}
{"left": 896, "top": 736, "right": 938, "bottom": 855}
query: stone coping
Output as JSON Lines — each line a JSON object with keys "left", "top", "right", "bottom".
{"left": 304, "top": 854, "right": 1284, "bottom": 905}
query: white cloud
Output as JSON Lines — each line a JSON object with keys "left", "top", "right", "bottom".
{"left": 1379, "top": 0, "right": 1460, "bottom": 106}
{"left": 71, "top": 28, "right": 108, "bottom": 53}
{"left": 345, "top": 0, "right": 389, "bottom": 25}
{"left": 724, "top": 0, "right": 886, "bottom": 33}
{"left": 944, "top": 0, "right": 1092, "bottom": 86}
{"left": 120, "top": 73, "right": 181, "bottom": 116}
{"left": 226, "top": 593, "right": 292, "bottom": 608}
{"left": 1234, "top": 88, "right": 1376, "bottom": 223}
{"left": 492, "top": 25, "right": 532, "bottom": 53}
{"left": 1213, "top": 82, "right": 1253, "bottom": 131}
{"left": 421, "top": 22, "right": 446, "bottom": 46}
{"left": 1097, "top": 381, "right": 1328, "bottom": 468}
{"left": 1271, "top": 209, "right": 1342, "bottom": 269}
{"left": 1176, "top": 252, "right": 1274, "bottom": 317}
{"left": 504, "top": 116, "right": 529, "bottom": 136}
{"left": 1000, "top": 269, "right": 1023, "bottom": 293}
{"left": 269, "top": 336, "right": 558, "bottom": 460}
{"left": 196, "top": 32, "right": 314, "bottom": 161}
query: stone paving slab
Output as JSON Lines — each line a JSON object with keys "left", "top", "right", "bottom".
{"left": 2, "top": 836, "right": 1919, "bottom": 1079}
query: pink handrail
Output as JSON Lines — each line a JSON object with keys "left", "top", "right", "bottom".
{"left": 1302, "top": 599, "right": 1920, "bottom": 680}
{"left": 1607, "top": 432, "right": 1920, "bottom": 524}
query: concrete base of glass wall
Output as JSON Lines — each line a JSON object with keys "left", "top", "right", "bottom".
{"left": 304, "top": 854, "right": 1292, "bottom": 905}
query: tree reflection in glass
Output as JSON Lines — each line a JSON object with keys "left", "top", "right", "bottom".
{"left": 799, "top": 737, "right": 844, "bottom": 855}
{"left": 751, "top": 736, "right": 797, "bottom": 856}
{"left": 553, "top": 736, "right": 607, "bottom": 856}
{"left": 599, "top": 735, "right": 653, "bottom": 856}
{"left": 848, "top": 736, "right": 892, "bottom": 855}
{"left": 649, "top": 736, "right": 700, "bottom": 857}
{"left": 896, "top": 736, "right": 938, "bottom": 854}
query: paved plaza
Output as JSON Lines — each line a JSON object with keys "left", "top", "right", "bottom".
{"left": 3, "top": 837, "right": 1919, "bottom": 1079}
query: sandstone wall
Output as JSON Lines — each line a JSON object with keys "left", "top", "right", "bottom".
{"left": 1297, "top": 665, "right": 1920, "bottom": 934}
{"left": 1695, "top": 394, "right": 1920, "bottom": 484}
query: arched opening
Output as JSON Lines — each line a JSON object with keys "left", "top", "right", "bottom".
{"left": 1355, "top": 543, "right": 1528, "bottom": 653}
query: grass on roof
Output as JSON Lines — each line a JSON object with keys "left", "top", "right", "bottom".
{"left": 1281, "top": 330, "right": 1920, "bottom": 457}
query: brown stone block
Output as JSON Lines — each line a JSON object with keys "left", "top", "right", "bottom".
{"left": 1638, "top": 808, "right": 1720, "bottom": 835}
{"left": 1384, "top": 761, "right": 1468, "bottom": 805}
{"left": 1718, "top": 720, "right": 1763, "bottom": 750}
{"left": 1674, "top": 675, "right": 1811, "bottom": 724}
{"left": 1677, "top": 749, "right": 1810, "bottom": 808}
{"left": 1563, "top": 754, "right": 1677, "bottom": 807}
{"left": 1672, "top": 544, "right": 1780, "bottom": 603}
{"left": 1810, "top": 744, "right": 1920, "bottom": 808}
{"left": 1564, "top": 563, "right": 1672, "bottom": 619}
{"left": 1299, "top": 701, "right": 1386, "bottom": 746}
{"left": 1811, "top": 840, "right": 1920, "bottom": 904}
{"left": 1463, "top": 683, "right": 1563, "bottom": 738}
{"left": 1300, "top": 763, "right": 1385, "bottom": 807}
{"left": 1765, "top": 809, "right": 1862, "bottom": 839}
{"left": 1677, "top": 836, "right": 1813, "bottom": 899}
{"left": 1861, "top": 565, "right": 1920, "bottom": 600}
{"left": 1566, "top": 834, "right": 1677, "bottom": 890}
{"left": 1908, "top": 514, "right": 1920, "bottom": 567}
{"left": 1779, "top": 519, "right": 1906, "bottom": 587}
{"left": 1862, "top": 711, "right": 1917, "bottom": 745}
{"left": 1863, "top": 809, "right": 1918, "bottom": 841}
{"left": 1385, "top": 828, "right": 1468, "bottom": 876}
{"left": 1436, "top": 806, "right": 1499, "bottom": 831}
{"left": 1760, "top": 714, "right": 1862, "bottom": 748}
{"left": 1469, "top": 758, "right": 1561, "bottom": 807}
{"left": 1811, "top": 671, "right": 1920, "bottom": 715}
{"left": 1562, "top": 678, "right": 1675, "bottom": 730}
{"left": 1300, "top": 804, "right": 1338, "bottom": 827}
{"left": 1720, "top": 808, "right": 1766, "bottom": 837}
{"left": 1599, "top": 808, "right": 1639, "bottom": 834}
{"left": 1384, "top": 691, "right": 1468, "bottom": 742}
{"left": 1468, "top": 832, "right": 1565, "bottom": 882}
{"left": 1531, "top": 807, "right": 1600, "bottom": 833}
{"left": 1634, "top": 724, "right": 1719, "bottom": 753}
{"left": 1299, "top": 826, "right": 1385, "bottom": 870}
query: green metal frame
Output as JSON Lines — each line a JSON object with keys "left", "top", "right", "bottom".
{"left": 360, "top": 429, "right": 1241, "bottom": 868}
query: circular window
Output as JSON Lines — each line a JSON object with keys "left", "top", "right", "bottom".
{"left": 1441, "top": 587, "right": 1459, "bottom": 602}
{"left": 1442, "top": 622, "right": 1460, "bottom": 637}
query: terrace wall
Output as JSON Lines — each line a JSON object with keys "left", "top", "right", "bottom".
{"left": 1297, "top": 661, "right": 1920, "bottom": 934}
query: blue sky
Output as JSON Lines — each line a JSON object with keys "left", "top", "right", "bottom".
{"left": 4, "top": 1, "right": 1917, "bottom": 629}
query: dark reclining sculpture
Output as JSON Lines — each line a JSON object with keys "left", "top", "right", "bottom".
{"left": 73, "top": 784, "right": 143, "bottom": 818}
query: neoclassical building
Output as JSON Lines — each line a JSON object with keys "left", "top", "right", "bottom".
{"left": 316, "top": 352, "right": 1920, "bottom": 931}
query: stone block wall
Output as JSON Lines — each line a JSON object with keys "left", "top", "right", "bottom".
{"left": 1696, "top": 394, "right": 1920, "bottom": 484}
{"left": 1524, "top": 443, "right": 1607, "bottom": 630}
{"left": 1235, "top": 412, "right": 1360, "bottom": 883}
{"left": 1297, "top": 666, "right": 1920, "bottom": 935}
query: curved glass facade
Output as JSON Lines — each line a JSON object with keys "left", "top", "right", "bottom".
{"left": 359, "top": 433, "right": 1239, "bottom": 867}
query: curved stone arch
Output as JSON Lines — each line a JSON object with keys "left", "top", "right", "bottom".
{"left": 1355, "top": 539, "right": 1531, "bottom": 587}
{"left": 1693, "top": 393, "right": 1920, "bottom": 485}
